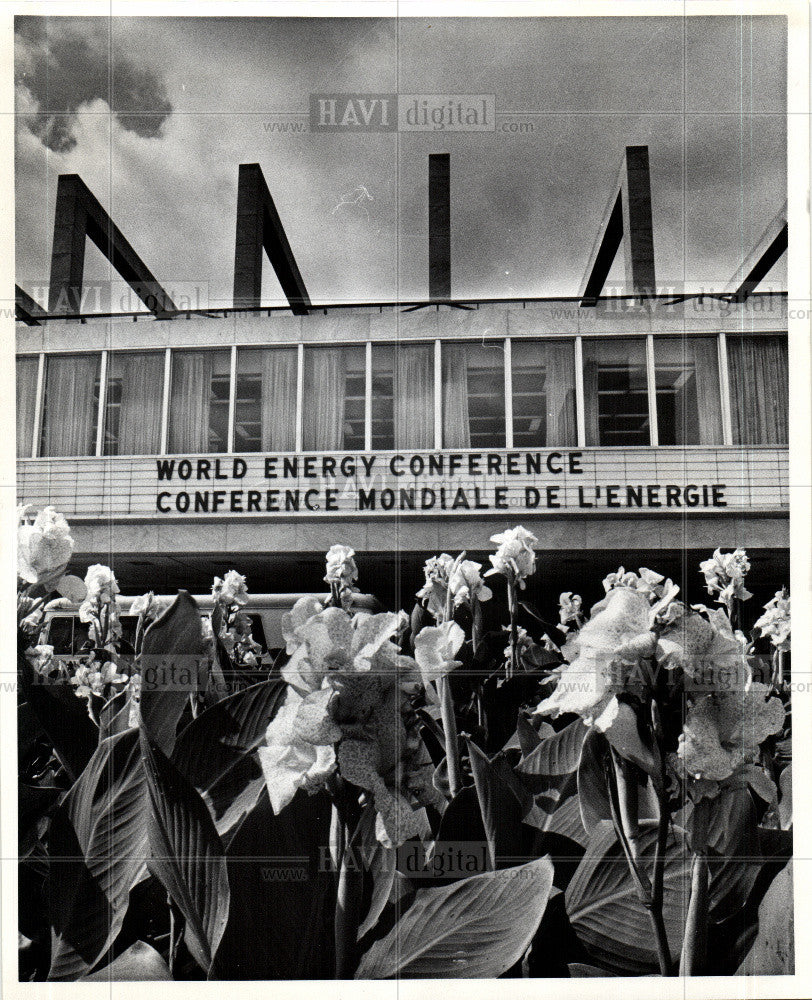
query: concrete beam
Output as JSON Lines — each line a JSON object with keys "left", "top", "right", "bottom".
{"left": 48, "top": 174, "right": 177, "bottom": 318}
{"left": 580, "top": 145, "right": 656, "bottom": 306}
{"left": 233, "top": 163, "right": 311, "bottom": 314}
{"left": 725, "top": 201, "right": 787, "bottom": 302}
{"left": 429, "top": 153, "right": 451, "bottom": 300}
{"left": 15, "top": 285, "right": 46, "bottom": 326}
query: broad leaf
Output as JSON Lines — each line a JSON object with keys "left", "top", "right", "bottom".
{"left": 524, "top": 790, "right": 589, "bottom": 849}
{"left": 736, "top": 862, "right": 794, "bottom": 974}
{"left": 140, "top": 730, "right": 230, "bottom": 974}
{"left": 139, "top": 591, "right": 206, "bottom": 756}
{"left": 47, "top": 728, "right": 147, "bottom": 981}
{"left": 576, "top": 729, "right": 612, "bottom": 835}
{"left": 466, "top": 739, "right": 530, "bottom": 869}
{"left": 80, "top": 940, "right": 172, "bottom": 981}
{"left": 356, "top": 856, "right": 555, "bottom": 978}
{"left": 565, "top": 820, "right": 691, "bottom": 975}
{"left": 172, "top": 678, "right": 286, "bottom": 792}
{"left": 515, "top": 718, "right": 587, "bottom": 786}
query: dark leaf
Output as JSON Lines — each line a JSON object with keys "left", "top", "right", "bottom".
{"left": 356, "top": 857, "right": 554, "bottom": 978}
{"left": 466, "top": 740, "right": 531, "bottom": 869}
{"left": 139, "top": 591, "right": 206, "bottom": 757}
{"left": 565, "top": 821, "right": 691, "bottom": 975}
{"left": 515, "top": 718, "right": 588, "bottom": 782}
{"left": 172, "top": 678, "right": 286, "bottom": 792}
{"left": 140, "top": 730, "right": 230, "bottom": 975}
{"left": 47, "top": 728, "right": 147, "bottom": 981}
{"left": 18, "top": 646, "right": 97, "bottom": 782}
{"left": 576, "top": 729, "right": 612, "bottom": 836}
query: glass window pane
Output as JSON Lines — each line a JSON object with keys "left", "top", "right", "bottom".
{"left": 582, "top": 339, "right": 648, "bottom": 446}
{"left": 653, "top": 337, "right": 722, "bottom": 445}
{"left": 236, "top": 348, "right": 297, "bottom": 452}
{"left": 168, "top": 349, "right": 231, "bottom": 454}
{"left": 40, "top": 353, "right": 101, "bottom": 457}
{"left": 443, "top": 341, "right": 505, "bottom": 449}
{"left": 104, "top": 351, "right": 164, "bottom": 456}
{"left": 511, "top": 340, "right": 576, "bottom": 447}
{"left": 372, "top": 343, "right": 434, "bottom": 450}
{"left": 16, "top": 356, "right": 39, "bottom": 457}
{"left": 728, "top": 335, "right": 788, "bottom": 445}
{"left": 302, "top": 345, "right": 366, "bottom": 451}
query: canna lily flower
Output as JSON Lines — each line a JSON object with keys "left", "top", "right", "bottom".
{"left": 448, "top": 559, "right": 492, "bottom": 609}
{"left": 17, "top": 506, "right": 75, "bottom": 589}
{"left": 676, "top": 682, "right": 785, "bottom": 785}
{"left": 260, "top": 597, "right": 430, "bottom": 846}
{"left": 486, "top": 526, "right": 537, "bottom": 589}
{"left": 558, "top": 592, "right": 584, "bottom": 633}
{"left": 699, "top": 548, "right": 753, "bottom": 612}
{"left": 754, "top": 588, "right": 791, "bottom": 652}
{"left": 324, "top": 544, "right": 359, "bottom": 606}
{"left": 212, "top": 569, "right": 248, "bottom": 607}
{"left": 413, "top": 620, "right": 465, "bottom": 686}
{"left": 416, "top": 553, "right": 457, "bottom": 621}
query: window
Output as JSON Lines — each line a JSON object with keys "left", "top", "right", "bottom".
{"left": 371, "top": 343, "right": 434, "bottom": 449}
{"left": 728, "top": 335, "right": 788, "bottom": 445}
{"left": 653, "top": 337, "right": 722, "bottom": 445}
{"left": 168, "top": 349, "right": 231, "bottom": 454}
{"left": 511, "top": 340, "right": 577, "bottom": 447}
{"left": 583, "top": 339, "right": 649, "bottom": 446}
{"left": 235, "top": 348, "right": 297, "bottom": 452}
{"left": 443, "top": 341, "right": 505, "bottom": 448}
{"left": 16, "top": 356, "right": 39, "bottom": 457}
{"left": 302, "top": 345, "right": 366, "bottom": 451}
{"left": 104, "top": 352, "right": 165, "bottom": 456}
{"left": 40, "top": 353, "right": 101, "bottom": 457}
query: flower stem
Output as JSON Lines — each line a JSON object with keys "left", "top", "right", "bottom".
{"left": 507, "top": 581, "right": 519, "bottom": 680}
{"left": 333, "top": 804, "right": 363, "bottom": 979}
{"left": 679, "top": 798, "right": 709, "bottom": 976}
{"left": 606, "top": 750, "right": 672, "bottom": 976}
{"left": 438, "top": 674, "right": 462, "bottom": 798}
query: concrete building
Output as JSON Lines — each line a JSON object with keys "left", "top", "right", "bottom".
{"left": 15, "top": 149, "right": 789, "bottom": 617}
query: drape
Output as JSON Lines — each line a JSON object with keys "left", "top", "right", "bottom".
{"left": 395, "top": 344, "right": 434, "bottom": 449}
{"left": 41, "top": 354, "right": 99, "bottom": 457}
{"left": 686, "top": 338, "right": 722, "bottom": 445}
{"left": 169, "top": 351, "right": 213, "bottom": 453}
{"left": 16, "top": 356, "right": 39, "bottom": 457}
{"left": 110, "top": 352, "right": 164, "bottom": 455}
{"left": 261, "top": 348, "right": 297, "bottom": 451}
{"left": 728, "top": 336, "right": 788, "bottom": 445}
{"left": 544, "top": 342, "right": 577, "bottom": 446}
{"left": 303, "top": 347, "right": 345, "bottom": 451}
{"left": 442, "top": 343, "right": 470, "bottom": 449}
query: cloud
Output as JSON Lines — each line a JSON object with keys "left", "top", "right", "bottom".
{"left": 15, "top": 16, "right": 172, "bottom": 152}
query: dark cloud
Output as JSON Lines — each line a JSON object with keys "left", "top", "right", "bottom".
{"left": 15, "top": 16, "right": 172, "bottom": 152}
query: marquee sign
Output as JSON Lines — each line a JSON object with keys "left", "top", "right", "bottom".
{"left": 17, "top": 448, "right": 788, "bottom": 519}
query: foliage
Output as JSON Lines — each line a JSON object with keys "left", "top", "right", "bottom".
{"left": 16, "top": 505, "right": 793, "bottom": 980}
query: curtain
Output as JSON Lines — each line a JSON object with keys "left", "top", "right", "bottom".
{"left": 303, "top": 348, "right": 345, "bottom": 451}
{"left": 442, "top": 343, "right": 470, "bottom": 448}
{"left": 110, "top": 352, "right": 164, "bottom": 455}
{"left": 16, "top": 356, "right": 39, "bottom": 457}
{"left": 544, "top": 342, "right": 577, "bottom": 446}
{"left": 169, "top": 351, "right": 212, "bottom": 453}
{"left": 41, "top": 354, "right": 99, "bottom": 457}
{"left": 687, "top": 338, "right": 722, "bottom": 445}
{"left": 582, "top": 351, "right": 599, "bottom": 445}
{"left": 728, "top": 336, "right": 788, "bottom": 445}
{"left": 261, "top": 348, "right": 297, "bottom": 451}
{"left": 395, "top": 344, "right": 434, "bottom": 449}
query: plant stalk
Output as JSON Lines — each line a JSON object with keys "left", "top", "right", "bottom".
{"left": 679, "top": 797, "right": 710, "bottom": 976}
{"left": 507, "top": 580, "right": 519, "bottom": 680}
{"left": 438, "top": 673, "right": 462, "bottom": 797}
{"left": 333, "top": 807, "right": 364, "bottom": 979}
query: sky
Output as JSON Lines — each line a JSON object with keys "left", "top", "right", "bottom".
{"left": 14, "top": 13, "right": 787, "bottom": 310}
